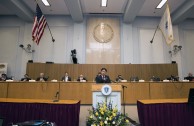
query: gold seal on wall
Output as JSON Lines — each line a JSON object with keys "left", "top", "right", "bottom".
{"left": 93, "top": 23, "right": 114, "bottom": 43}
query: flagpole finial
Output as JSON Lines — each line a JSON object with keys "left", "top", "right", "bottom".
{"left": 52, "top": 38, "right": 55, "bottom": 42}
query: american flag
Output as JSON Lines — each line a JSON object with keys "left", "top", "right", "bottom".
{"left": 32, "top": 4, "right": 47, "bottom": 45}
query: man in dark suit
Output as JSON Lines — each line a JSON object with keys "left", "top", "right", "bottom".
{"left": 61, "top": 72, "right": 71, "bottom": 82}
{"left": 21, "top": 74, "right": 31, "bottom": 81}
{"left": 184, "top": 73, "right": 194, "bottom": 81}
{"left": 77, "top": 74, "right": 87, "bottom": 82}
{"left": 36, "top": 73, "right": 48, "bottom": 81}
{"left": 0, "top": 73, "right": 8, "bottom": 81}
{"left": 96, "top": 68, "right": 111, "bottom": 83}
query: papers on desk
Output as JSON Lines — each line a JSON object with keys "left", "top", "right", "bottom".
{"left": 139, "top": 80, "right": 145, "bottom": 82}
{"left": 51, "top": 79, "right": 58, "bottom": 82}
{"left": 163, "top": 79, "right": 170, "bottom": 82}
{"left": 6, "top": 80, "right": 13, "bottom": 82}
{"left": 120, "top": 80, "right": 127, "bottom": 82}
{"left": 182, "top": 80, "right": 189, "bottom": 82}
{"left": 29, "top": 80, "right": 36, "bottom": 82}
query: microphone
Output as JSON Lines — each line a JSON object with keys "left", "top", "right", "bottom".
{"left": 46, "top": 76, "right": 49, "bottom": 81}
{"left": 122, "top": 85, "right": 127, "bottom": 88}
{"left": 111, "top": 80, "right": 116, "bottom": 83}
{"left": 53, "top": 91, "right": 59, "bottom": 102}
{"left": 55, "top": 91, "right": 59, "bottom": 97}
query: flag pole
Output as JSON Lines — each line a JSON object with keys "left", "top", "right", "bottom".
{"left": 34, "top": 0, "right": 55, "bottom": 42}
{"left": 47, "top": 24, "right": 55, "bottom": 42}
{"left": 150, "top": 25, "right": 159, "bottom": 44}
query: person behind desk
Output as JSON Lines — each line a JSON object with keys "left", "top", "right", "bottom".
{"left": 95, "top": 72, "right": 101, "bottom": 82}
{"left": 77, "top": 74, "right": 87, "bottom": 82}
{"left": 167, "top": 75, "right": 179, "bottom": 81}
{"left": 130, "top": 76, "right": 139, "bottom": 82}
{"left": 150, "top": 76, "right": 160, "bottom": 82}
{"left": 95, "top": 68, "right": 111, "bottom": 83}
{"left": 184, "top": 73, "right": 194, "bottom": 81}
{"left": 115, "top": 75, "right": 124, "bottom": 82}
{"left": 61, "top": 72, "right": 71, "bottom": 82}
{"left": 0, "top": 73, "right": 8, "bottom": 81}
{"left": 36, "top": 73, "right": 48, "bottom": 82}
{"left": 21, "top": 74, "right": 31, "bottom": 81}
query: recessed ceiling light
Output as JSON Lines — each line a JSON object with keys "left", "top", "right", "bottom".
{"left": 42, "top": 0, "right": 50, "bottom": 6}
{"left": 156, "top": 0, "right": 167, "bottom": 9}
{"left": 101, "top": 0, "right": 108, "bottom": 7}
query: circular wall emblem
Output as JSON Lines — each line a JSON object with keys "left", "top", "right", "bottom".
{"left": 93, "top": 23, "right": 114, "bottom": 43}
{"left": 101, "top": 84, "right": 112, "bottom": 96}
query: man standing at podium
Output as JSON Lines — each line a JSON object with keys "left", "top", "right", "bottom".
{"left": 96, "top": 68, "right": 111, "bottom": 83}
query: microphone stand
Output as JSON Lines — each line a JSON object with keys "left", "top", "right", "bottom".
{"left": 122, "top": 85, "right": 127, "bottom": 116}
{"left": 53, "top": 83, "right": 60, "bottom": 102}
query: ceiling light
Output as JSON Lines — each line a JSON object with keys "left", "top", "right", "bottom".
{"left": 156, "top": 0, "right": 167, "bottom": 9}
{"left": 42, "top": 0, "right": 50, "bottom": 6}
{"left": 101, "top": 0, "right": 108, "bottom": 7}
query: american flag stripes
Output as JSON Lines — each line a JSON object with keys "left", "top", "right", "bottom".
{"left": 32, "top": 4, "right": 47, "bottom": 45}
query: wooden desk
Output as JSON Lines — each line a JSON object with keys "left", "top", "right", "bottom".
{"left": 1, "top": 82, "right": 194, "bottom": 104}
{"left": 0, "top": 98, "right": 80, "bottom": 126}
{"left": 137, "top": 98, "right": 194, "bottom": 126}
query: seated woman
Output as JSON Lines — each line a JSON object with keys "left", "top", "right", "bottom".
{"left": 77, "top": 74, "right": 87, "bottom": 82}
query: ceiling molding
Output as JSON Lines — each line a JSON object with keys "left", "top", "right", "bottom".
{"left": 172, "top": 0, "right": 194, "bottom": 24}
{"left": 64, "top": 0, "right": 83, "bottom": 22}
{"left": 0, "top": 0, "right": 33, "bottom": 22}
{"left": 123, "top": 0, "right": 145, "bottom": 23}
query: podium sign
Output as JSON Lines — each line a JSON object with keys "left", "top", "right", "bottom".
{"left": 92, "top": 84, "right": 122, "bottom": 111}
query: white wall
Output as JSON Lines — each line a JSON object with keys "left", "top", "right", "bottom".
{"left": 179, "top": 19, "right": 194, "bottom": 79}
{"left": 0, "top": 15, "right": 194, "bottom": 80}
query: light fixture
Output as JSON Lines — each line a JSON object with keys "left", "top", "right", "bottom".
{"left": 42, "top": 0, "right": 50, "bottom": 6}
{"left": 169, "top": 45, "right": 182, "bottom": 56}
{"left": 101, "top": 0, "right": 108, "bottom": 7}
{"left": 156, "top": 0, "right": 167, "bottom": 9}
{"left": 19, "top": 44, "right": 35, "bottom": 53}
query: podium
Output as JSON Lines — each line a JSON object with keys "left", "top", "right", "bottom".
{"left": 92, "top": 84, "right": 122, "bottom": 111}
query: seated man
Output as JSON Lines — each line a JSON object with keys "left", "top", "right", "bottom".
{"left": 95, "top": 72, "right": 101, "bottom": 82}
{"left": 130, "top": 76, "right": 139, "bottom": 82}
{"left": 61, "top": 72, "right": 71, "bottom": 82}
{"left": 95, "top": 68, "right": 111, "bottom": 83}
{"left": 36, "top": 73, "right": 48, "bottom": 81}
{"left": 150, "top": 76, "right": 160, "bottom": 81}
{"left": 184, "top": 73, "right": 194, "bottom": 81}
{"left": 167, "top": 75, "right": 179, "bottom": 81}
{"left": 115, "top": 75, "right": 124, "bottom": 82}
{"left": 21, "top": 74, "right": 31, "bottom": 81}
{"left": 77, "top": 74, "right": 87, "bottom": 82}
{"left": 0, "top": 73, "right": 8, "bottom": 81}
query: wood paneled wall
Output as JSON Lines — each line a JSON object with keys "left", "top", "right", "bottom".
{"left": 26, "top": 63, "right": 178, "bottom": 81}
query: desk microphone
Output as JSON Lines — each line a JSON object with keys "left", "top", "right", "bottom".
{"left": 122, "top": 85, "right": 127, "bottom": 88}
